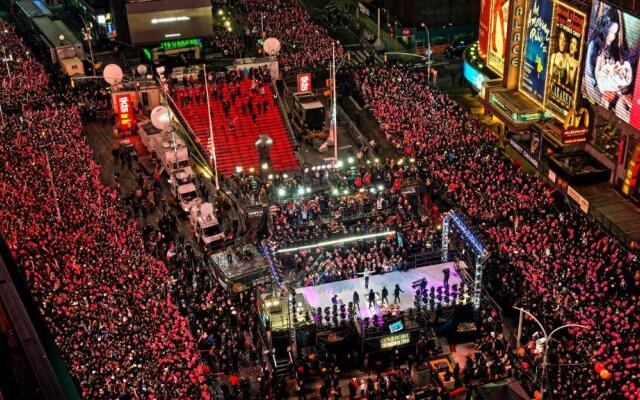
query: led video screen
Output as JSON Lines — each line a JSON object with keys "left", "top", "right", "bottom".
{"left": 520, "top": 0, "right": 553, "bottom": 104}
{"left": 543, "top": 1, "right": 586, "bottom": 119}
{"left": 126, "top": 0, "right": 213, "bottom": 46}
{"left": 583, "top": 0, "right": 640, "bottom": 128}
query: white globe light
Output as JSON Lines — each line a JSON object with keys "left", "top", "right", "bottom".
{"left": 103, "top": 64, "right": 124, "bottom": 85}
{"left": 136, "top": 64, "right": 148, "bottom": 76}
{"left": 263, "top": 37, "right": 281, "bottom": 56}
{"left": 150, "top": 106, "right": 171, "bottom": 130}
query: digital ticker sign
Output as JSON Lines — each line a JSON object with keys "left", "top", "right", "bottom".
{"left": 583, "top": 0, "right": 640, "bottom": 130}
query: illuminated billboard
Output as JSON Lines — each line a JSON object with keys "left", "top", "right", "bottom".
{"left": 478, "top": 0, "right": 493, "bottom": 59}
{"left": 520, "top": 0, "right": 553, "bottom": 104}
{"left": 543, "top": 1, "right": 586, "bottom": 120}
{"left": 126, "top": 0, "right": 213, "bottom": 45}
{"left": 583, "top": 0, "right": 640, "bottom": 129}
{"left": 487, "top": 0, "right": 510, "bottom": 75}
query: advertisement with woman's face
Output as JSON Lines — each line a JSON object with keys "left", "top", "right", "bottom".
{"left": 487, "top": 0, "right": 511, "bottom": 75}
{"left": 583, "top": 0, "right": 640, "bottom": 127}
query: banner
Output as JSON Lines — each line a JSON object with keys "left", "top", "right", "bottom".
{"left": 520, "top": 0, "right": 553, "bottom": 104}
{"left": 487, "top": 0, "right": 510, "bottom": 75}
{"left": 114, "top": 92, "right": 135, "bottom": 130}
{"left": 583, "top": 0, "right": 640, "bottom": 130}
{"left": 478, "top": 0, "right": 493, "bottom": 59}
{"left": 544, "top": 1, "right": 586, "bottom": 120}
{"left": 296, "top": 73, "right": 312, "bottom": 93}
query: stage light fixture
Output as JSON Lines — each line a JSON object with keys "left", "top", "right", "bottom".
{"left": 277, "top": 230, "right": 396, "bottom": 253}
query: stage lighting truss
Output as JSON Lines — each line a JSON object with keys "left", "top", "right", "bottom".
{"left": 441, "top": 210, "right": 490, "bottom": 312}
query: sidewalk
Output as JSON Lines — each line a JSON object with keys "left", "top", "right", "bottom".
{"left": 445, "top": 77, "right": 640, "bottom": 250}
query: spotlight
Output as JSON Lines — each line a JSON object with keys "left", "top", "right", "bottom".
{"left": 278, "top": 188, "right": 286, "bottom": 197}
{"left": 348, "top": 156, "right": 355, "bottom": 164}
{"left": 262, "top": 163, "right": 269, "bottom": 170}
{"left": 235, "top": 166, "right": 243, "bottom": 173}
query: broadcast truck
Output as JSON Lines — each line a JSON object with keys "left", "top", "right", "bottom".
{"left": 149, "top": 132, "right": 192, "bottom": 176}
{"left": 169, "top": 169, "right": 202, "bottom": 213}
{"left": 189, "top": 202, "right": 225, "bottom": 250}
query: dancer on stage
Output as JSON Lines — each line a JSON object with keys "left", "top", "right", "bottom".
{"left": 353, "top": 290, "right": 360, "bottom": 310}
{"left": 381, "top": 286, "right": 389, "bottom": 305}
{"left": 368, "top": 289, "right": 376, "bottom": 308}
{"left": 394, "top": 284, "right": 404, "bottom": 303}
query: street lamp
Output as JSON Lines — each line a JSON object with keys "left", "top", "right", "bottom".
{"left": 514, "top": 307, "right": 588, "bottom": 400}
{"left": 420, "top": 23, "right": 432, "bottom": 86}
{"left": 79, "top": 15, "right": 96, "bottom": 76}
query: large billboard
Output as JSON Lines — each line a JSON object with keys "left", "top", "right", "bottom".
{"left": 583, "top": 0, "right": 640, "bottom": 129}
{"left": 487, "top": 0, "right": 510, "bottom": 75}
{"left": 520, "top": 0, "right": 553, "bottom": 104}
{"left": 478, "top": 0, "right": 493, "bottom": 59}
{"left": 126, "top": 0, "right": 213, "bottom": 46}
{"left": 543, "top": 1, "right": 586, "bottom": 119}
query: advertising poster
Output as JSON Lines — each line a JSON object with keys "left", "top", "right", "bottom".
{"left": 583, "top": 0, "right": 640, "bottom": 129}
{"left": 487, "top": 0, "right": 510, "bottom": 75}
{"left": 478, "top": 0, "right": 493, "bottom": 59}
{"left": 544, "top": 1, "right": 586, "bottom": 119}
{"left": 520, "top": 0, "right": 553, "bottom": 104}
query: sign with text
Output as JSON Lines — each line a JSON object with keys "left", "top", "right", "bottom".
{"left": 114, "top": 92, "right": 136, "bottom": 130}
{"left": 487, "top": 0, "right": 510, "bottom": 75}
{"left": 520, "top": 0, "right": 553, "bottom": 104}
{"left": 544, "top": 1, "right": 586, "bottom": 120}
{"left": 562, "top": 107, "right": 590, "bottom": 144}
{"left": 297, "top": 73, "right": 312, "bottom": 93}
{"left": 478, "top": 0, "right": 493, "bottom": 59}
{"left": 505, "top": 0, "right": 526, "bottom": 89}
{"left": 380, "top": 332, "right": 411, "bottom": 349}
{"left": 583, "top": 0, "right": 640, "bottom": 130}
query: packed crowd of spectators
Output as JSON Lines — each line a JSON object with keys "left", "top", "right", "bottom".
{"left": 0, "top": 21, "right": 211, "bottom": 398}
{"left": 351, "top": 63, "right": 640, "bottom": 399}
{"left": 0, "top": 20, "right": 49, "bottom": 112}
{"left": 236, "top": 0, "right": 343, "bottom": 71}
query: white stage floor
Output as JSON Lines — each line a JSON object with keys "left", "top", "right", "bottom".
{"left": 296, "top": 262, "right": 463, "bottom": 319}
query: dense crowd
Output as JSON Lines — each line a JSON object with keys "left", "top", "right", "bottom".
{"left": 351, "top": 64, "right": 640, "bottom": 399}
{"left": 236, "top": 0, "right": 343, "bottom": 71}
{"left": 0, "top": 22, "right": 210, "bottom": 398}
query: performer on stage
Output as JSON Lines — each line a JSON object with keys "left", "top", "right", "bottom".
{"left": 443, "top": 267, "right": 450, "bottom": 287}
{"left": 353, "top": 290, "right": 360, "bottom": 310}
{"left": 368, "top": 289, "right": 376, "bottom": 308}
{"left": 381, "top": 286, "right": 389, "bottom": 305}
{"left": 393, "top": 284, "right": 404, "bottom": 303}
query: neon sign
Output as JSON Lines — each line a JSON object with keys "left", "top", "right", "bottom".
{"left": 116, "top": 93, "right": 134, "bottom": 130}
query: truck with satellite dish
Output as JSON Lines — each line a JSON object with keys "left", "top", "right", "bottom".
{"left": 189, "top": 202, "right": 225, "bottom": 249}
{"left": 169, "top": 169, "right": 202, "bottom": 213}
{"left": 146, "top": 129, "right": 192, "bottom": 176}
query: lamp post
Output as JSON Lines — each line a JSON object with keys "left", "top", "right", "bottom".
{"left": 420, "top": 23, "right": 432, "bottom": 86}
{"left": 79, "top": 15, "right": 96, "bottom": 76}
{"left": 514, "top": 307, "right": 588, "bottom": 400}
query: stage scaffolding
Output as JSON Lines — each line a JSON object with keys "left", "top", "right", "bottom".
{"left": 441, "top": 210, "right": 489, "bottom": 312}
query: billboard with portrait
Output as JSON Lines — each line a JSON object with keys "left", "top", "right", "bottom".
{"left": 583, "top": 0, "right": 640, "bottom": 129}
{"left": 543, "top": 1, "right": 586, "bottom": 119}
{"left": 478, "top": 0, "right": 493, "bottom": 59}
{"left": 487, "top": 0, "right": 510, "bottom": 75}
{"left": 520, "top": 0, "right": 553, "bottom": 104}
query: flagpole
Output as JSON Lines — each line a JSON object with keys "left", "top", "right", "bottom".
{"left": 203, "top": 64, "right": 219, "bottom": 190}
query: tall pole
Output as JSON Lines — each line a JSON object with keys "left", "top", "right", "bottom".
{"left": 79, "top": 16, "right": 96, "bottom": 77}
{"left": 332, "top": 42, "right": 338, "bottom": 165}
{"left": 514, "top": 307, "right": 587, "bottom": 400}
{"left": 44, "top": 153, "right": 62, "bottom": 222}
{"left": 2, "top": 46, "right": 11, "bottom": 77}
{"left": 202, "top": 64, "right": 219, "bottom": 190}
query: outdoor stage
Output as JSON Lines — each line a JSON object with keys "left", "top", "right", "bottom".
{"left": 295, "top": 262, "right": 464, "bottom": 320}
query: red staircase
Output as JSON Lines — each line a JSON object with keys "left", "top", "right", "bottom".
{"left": 174, "top": 80, "right": 299, "bottom": 175}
